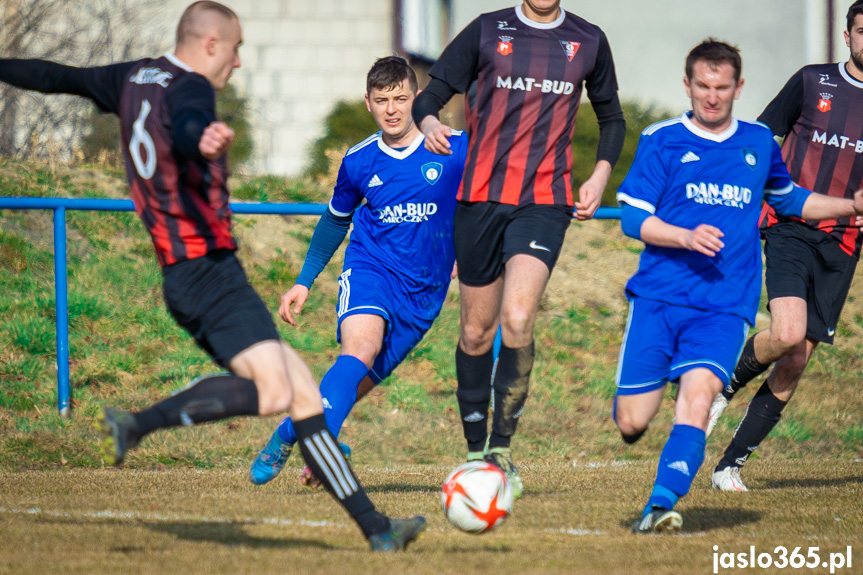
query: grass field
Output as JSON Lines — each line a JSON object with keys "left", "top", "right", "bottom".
{"left": 1, "top": 160, "right": 862, "bottom": 573}
{"left": 1, "top": 458, "right": 860, "bottom": 574}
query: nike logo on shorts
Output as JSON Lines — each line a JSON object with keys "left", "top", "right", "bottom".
{"left": 529, "top": 240, "right": 550, "bottom": 252}
{"left": 827, "top": 327, "right": 835, "bottom": 336}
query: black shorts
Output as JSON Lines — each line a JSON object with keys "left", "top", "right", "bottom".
{"left": 162, "top": 249, "right": 280, "bottom": 367}
{"left": 454, "top": 201, "right": 572, "bottom": 287}
{"left": 764, "top": 222, "right": 858, "bottom": 344}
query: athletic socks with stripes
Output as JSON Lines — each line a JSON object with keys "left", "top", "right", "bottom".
{"left": 644, "top": 424, "right": 705, "bottom": 516}
{"left": 293, "top": 413, "right": 389, "bottom": 537}
{"left": 133, "top": 373, "right": 259, "bottom": 438}
{"left": 716, "top": 381, "right": 787, "bottom": 472}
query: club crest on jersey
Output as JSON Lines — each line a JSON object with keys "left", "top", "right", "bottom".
{"left": 818, "top": 92, "right": 833, "bottom": 113}
{"left": 560, "top": 41, "right": 581, "bottom": 62}
{"left": 741, "top": 148, "right": 758, "bottom": 170}
{"left": 498, "top": 36, "right": 513, "bottom": 56}
{"left": 421, "top": 162, "right": 443, "bottom": 185}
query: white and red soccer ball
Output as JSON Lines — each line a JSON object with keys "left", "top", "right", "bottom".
{"left": 441, "top": 460, "right": 514, "bottom": 533}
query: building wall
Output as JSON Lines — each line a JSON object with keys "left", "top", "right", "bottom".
{"left": 158, "top": 0, "right": 394, "bottom": 175}
{"left": 451, "top": 0, "right": 842, "bottom": 122}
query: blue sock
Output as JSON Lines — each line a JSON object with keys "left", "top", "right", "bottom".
{"left": 643, "top": 424, "right": 706, "bottom": 517}
{"left": 276, "top": 354, "right": 369, "bottom": 444}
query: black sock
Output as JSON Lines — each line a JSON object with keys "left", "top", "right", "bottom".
{"left": 455, "top": 345, "right": 495, "bottom": 453}
{"left": 294, "top": 414, "right": 389, "bottom": 538}
{"left": 133, "top": 373, "right": 259, "bottom": 438}
{"left": 489, "top": 342, "right": 535, "bottom": 450}
{"left": 621, "top": 429, "right": 646, "bottom": 444}
{"left": 716, "top": 380, "right": 787, "bottom": 471}
{"left": 723, "top": 335, "right": 770, "bottom": 400}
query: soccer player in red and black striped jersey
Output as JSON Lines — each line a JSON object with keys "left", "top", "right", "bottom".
{"left": 412, "top": 0, "right": 625, "bottom": 497}
{"left": 708, "top": 0, "right": 863, "bottom": 492}
{"left": 0, "top": 1, "right": 424, "bottom": 550}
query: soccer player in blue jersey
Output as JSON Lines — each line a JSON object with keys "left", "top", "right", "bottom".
{"left": 248, "top": 56, "right": 468, "bottom": 486}
{"left": 615, "top": 40, "right": 863, "bottom": 533}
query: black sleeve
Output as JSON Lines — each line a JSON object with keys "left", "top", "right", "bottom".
{"left": 757, "top": 68, "right": 804, "bottom": 138}
{"left": 584, "top": 30, "right": 619, "bottom": 104}
{"left": 592, "top": 94, "right": 626, "bottom": 167}
{"left": 411, "top": 17, "right": 482, "bottom": 125}
{"left": 0, "top": 58, "right": 137, "bottom": 114}
{"left": 166, "top": 73, "right": 217, "bottom": 161}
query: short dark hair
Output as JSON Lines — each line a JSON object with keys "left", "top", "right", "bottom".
{"left": 685, "top": 38, "right": 742, "bottom": 83}
{"left": 848, "top": 0, "right": 863, "bottom": 31}
{"left": 176, "top": 1, "right": 239, "bottom": 45}
{"left": 366, "top": 56, "right": 418, "bottom": 95}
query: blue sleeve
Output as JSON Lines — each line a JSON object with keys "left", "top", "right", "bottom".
{"left": 328, "top": 160, "right": 364, "bottom": 217}
{"left": 294, "top": 209, "right": 351, "bottom": 289}
{"left": 616, "top": 131, "right": 667, "bottom": 214}
{"left": 620, "top": 202, "right": 652, "bottom": 240}
{"left": 763, "top": 140, "right": 810, "bottom": 218}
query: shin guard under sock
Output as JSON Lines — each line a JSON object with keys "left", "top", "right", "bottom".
{"left": 455, "top": 345, "right": 495, "bottom": 453}
{"left": 717, "top": 381, "right": 787, "bottom": 471}
{"left": 644, "top": 424, "right": 705, "bottom": 515}
{"left": 133, "top": 373, "right": 259, "bottom": 438}
{"left": 294, "top": 414, "right": 388, "bottom": 537}
{"left": 723, "top": 335, "right": 770, "bottom": 400}
{"left": 489, "top": 342, "right": 535, "bottom": 449}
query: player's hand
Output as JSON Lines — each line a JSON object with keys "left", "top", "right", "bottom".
{"left": 199, "top": 121, "right": 235, "bottom": 160}
{"left": 451, "top": 262, "right": 458, "bottom": 280}
{"left": 279, "top": 284, "right": 310, "bottom": 326}
{"left": 684, "top": 224, "right": 725, "bottom": 257}
{"left": 420, "top": 116, "right": 453, "bottom": 155}
{"left": 575, "top": 161, "right": 612, "bottom": 220}
{"left": 852, "top": 188, "right": 863, "bottom": 220}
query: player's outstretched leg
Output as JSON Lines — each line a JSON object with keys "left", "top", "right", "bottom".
{"left": 292, "top": 414, "right": 425, "bottom": 551}
{"left": 712, "top": 380, "right": 788, "bottom": 491}
{"left": 633, "top": 424, "right": 705, "bottom": 534}
{"left": 97, "top": 373, "right": 259, "bottom": 465}
{"left": 249, "top": 355, "right": 367, "bottom": 485}
{"left": 485, "top": 342, "right": 534, "bottom": 498}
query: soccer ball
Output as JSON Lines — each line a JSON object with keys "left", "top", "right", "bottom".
{"left": 441, "top": 460, "right": 514, "bottom": 533}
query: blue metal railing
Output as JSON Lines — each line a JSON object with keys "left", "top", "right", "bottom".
{"left": 0, "top": 195, "right": 621, "bottom": 417}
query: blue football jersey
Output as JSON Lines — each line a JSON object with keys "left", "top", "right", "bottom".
{"left": 330, "top": 131, "right": 468, "bottom": 318}
{"left": 617, "top": 112, "right": 809, "bottom": 323}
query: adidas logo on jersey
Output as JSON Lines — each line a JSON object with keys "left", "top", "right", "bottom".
{"left": 681, "top": 151, "right": 700, "bottom": 163}
{"left": 368, "top": 174, "right": 383, "bottom": 187}
{"left": 668, "top": 460, "right": 690, "bottom": 476}
{"left": 322, "top": 398, "right": 333, "bottom": 410}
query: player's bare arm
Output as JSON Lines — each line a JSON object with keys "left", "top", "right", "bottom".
{"left": 799, "top": 187, "right": 863, "bottom": 221}
{"left": 640, "top": 216, "right": 725, "bottom": 257}
{"left": 575, "top": 160, "right": 613, "bottom": 220}
{"left": 279, "top": 284, "right": 310, "bottom": 326}
{"left": 199, "top": 121, "right": 235, "bottom": 160}
{"left": 420, "top": 116, "right": 453, "bottom": 155}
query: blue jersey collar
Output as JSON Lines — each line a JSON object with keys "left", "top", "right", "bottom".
{"left": 682, "top": 112, "right": 739, "bottom": 143}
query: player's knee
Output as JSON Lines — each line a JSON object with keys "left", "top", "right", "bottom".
{"left": 614, "top": 410, "right": 648, "bottom": 439}
{"left": 769, "top": 326, "right": 807, "bottom": 355}
{"left": 500, "top": 308, "right": 536, "bottom": 341}
{"left": 460, "top": 323, "right": 496, "bottom": 353}
{"left": 256, "top": 380, "right": 292, "bottom": 415}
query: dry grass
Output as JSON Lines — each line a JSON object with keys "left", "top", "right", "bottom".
{"left": 0, "top": 459, "right": 860, "bottom": 574}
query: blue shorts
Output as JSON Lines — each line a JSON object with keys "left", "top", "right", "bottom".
{"left": 335, "top": 266, "right": 437, "bottom": 384}
{"left": 615, "top": 296, "right": 750, "bottom": 396}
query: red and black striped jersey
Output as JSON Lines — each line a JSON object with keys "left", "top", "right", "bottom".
{"left": 0, "top": 54, "right": 236, "bottom": 267}
{"left": 119, "top": 55, "right": 236, "bottom": 267}
{"left": 428, "top": 6, "right": 619, "bottom": 206}
{"left": 759, "top": 62, "right": 863, "bottom": 257}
